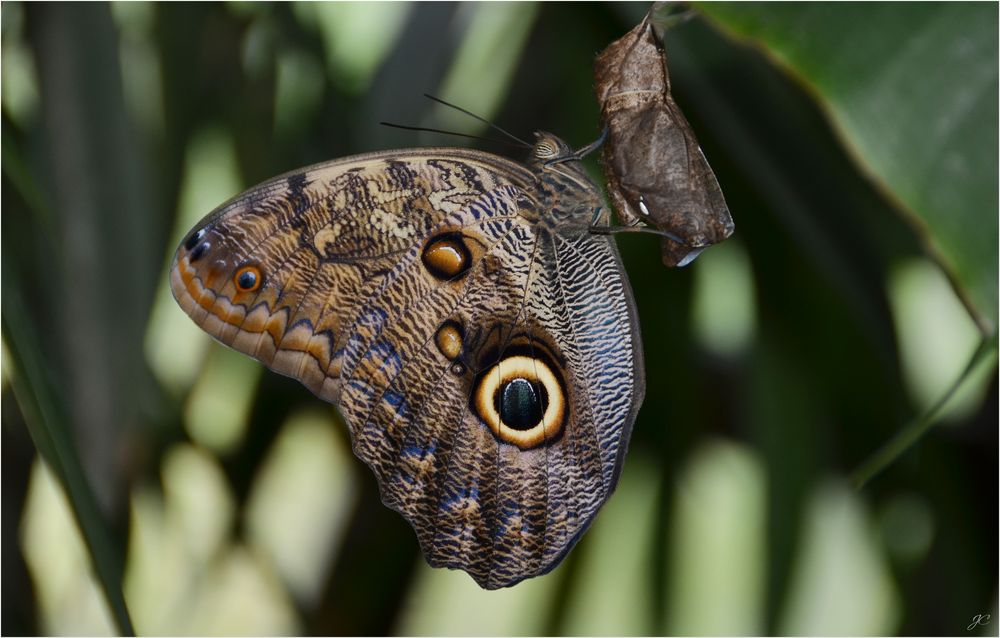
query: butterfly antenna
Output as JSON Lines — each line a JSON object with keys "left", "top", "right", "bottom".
{"left": 379, "top": 122, "right": 527, "bottom": 149}
{"left": 423, "top": 94, "right": 532, "bottom": 148}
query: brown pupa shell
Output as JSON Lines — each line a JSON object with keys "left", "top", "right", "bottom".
{"left": 595, "top": 7, "right": 734, "bottom": 267}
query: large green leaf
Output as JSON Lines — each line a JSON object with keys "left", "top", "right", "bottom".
{"left": 696, "top": 2, "right": 999, "bottom": 335}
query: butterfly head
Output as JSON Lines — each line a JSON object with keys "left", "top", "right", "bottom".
{"left": 529, "top": 131, "right": 574, "bottom": 164}
{"left": 527, "top": 132, "right": 603, "bottom": 224}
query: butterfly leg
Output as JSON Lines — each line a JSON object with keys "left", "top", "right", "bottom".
{"left": 543, "top": 127, "right": 609, "bottom": 166}
{"left": 588, "top": 219, "right": 685, "bottom": 245}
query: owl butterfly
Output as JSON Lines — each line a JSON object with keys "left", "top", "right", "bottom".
{"left": 171, "top": 132, "right": 644, "bottom": 589}
{"left": 595, "top": 5, "right": 734, "bottom": 267}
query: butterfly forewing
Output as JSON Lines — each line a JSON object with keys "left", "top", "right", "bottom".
{"left": 171, "top": 142, "right": 643, "bottom": 589}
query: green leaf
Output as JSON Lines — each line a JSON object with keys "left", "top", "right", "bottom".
{"left": 2, "top": 293, "right": 136, "bottom": 636}
{"left": 851, "top": 333, "right": 998, "bottom": 489}
{"left": 696, "top": 2, "right": 999, "bottom": 335}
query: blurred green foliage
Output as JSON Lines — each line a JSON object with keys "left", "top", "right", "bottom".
{"left": 2, "top": 2, "right": 996, "bottom": 636}
{"left": 699, "top": 2, "right": 999, "bottom": 334}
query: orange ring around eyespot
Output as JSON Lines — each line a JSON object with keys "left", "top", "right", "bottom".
{"left": 473, "top": 355, "right": 565, "bottom": 449}
{"left": 234, "top": 265, "right": 262, "bottom": 293}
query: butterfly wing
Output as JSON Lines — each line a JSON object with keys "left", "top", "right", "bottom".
{"left": 171, "top": 148, "right": 643, "bottom": 588}
{"left": 416, "top": 224, "right": 645, "bottom": 588}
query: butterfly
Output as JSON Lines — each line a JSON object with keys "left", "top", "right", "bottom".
{"left": 170, "top": 131, "right": 644, "bottom": 589}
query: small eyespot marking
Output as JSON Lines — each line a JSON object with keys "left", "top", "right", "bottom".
{"left": 234, "top": 265, "right": 262, "bottom": 292}
{"left": 435, "top": 321, "right": 464, "bottom": 361}
{"left": 422, "top": 233, "right": 472, "bottom": 280}
{"left": 190, "top": 241, "right": 210, "bottom": 262}
{"left": 184, "top": 228, "right": 206, "bottom": 250}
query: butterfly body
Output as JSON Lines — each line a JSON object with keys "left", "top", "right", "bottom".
{"left": 171, "top": 133, "right": 644, "bottom": 588}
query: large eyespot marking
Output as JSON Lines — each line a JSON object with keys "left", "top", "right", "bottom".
{"left": 234, "top": 264, "right": 262, "bottom": 292}
{"left": 435, "top": 321, "right": 464, "bottom": 361}
{"left": 421, "top": 233, "right": 472, "bottom": 280}
{"left": 472, "top": 354, "right": 566, "bottom": 449}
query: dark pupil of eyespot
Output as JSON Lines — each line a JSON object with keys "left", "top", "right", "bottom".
{"left": 499, "top": 378, "right": 546, "bottom": 430}
{"left": 237, "top": 270, "right": 257, "bottom": 290}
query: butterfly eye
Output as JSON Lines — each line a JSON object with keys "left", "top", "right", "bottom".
{"left": 234, "top": 265, "right": 262, "bottom": 292}
{"left": 533, "top": 139, "right": 559, "bottom": 160}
